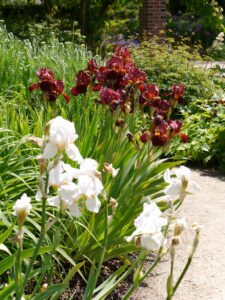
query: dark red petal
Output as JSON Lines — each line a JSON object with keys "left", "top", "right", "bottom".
{"left": 92, "top": 84, "right": 101, "bottom": 91}
{"left": 152, "top": 134, "right": 168, "bottom": 146}
{"left": 140, "top": 133, "right": 147, "bottom": 143}
{"left": 178, "top": 133, "right": 188, "bottom": 143}
{"left": 62, "top": 92, "right": 70, "bottom": 103}
{"left": 71, "top": 87, "right": 78, "bottom": 96}
{"left": 29, "top": 84, "right": 39, "bottom": 91}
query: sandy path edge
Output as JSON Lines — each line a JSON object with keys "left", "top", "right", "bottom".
{"left": 131, "top": 168, "right": 225, "bottom": 300}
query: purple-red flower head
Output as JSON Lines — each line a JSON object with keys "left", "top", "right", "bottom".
{"left": 115, "top": 46, "right": 131, "bottom": 63}
{"left": 29, "top": 68, "right": 69, "bottom": 103}
{"left": 96, "top": 87, "right": 121, "bottom": 111}
{"left": 171, "top": 84, "right": 184, "bottom": 104}
{"left": 71, "top": 70, "right": 91, "bottom": 96}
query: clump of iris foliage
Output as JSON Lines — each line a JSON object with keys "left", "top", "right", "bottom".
{"left": 0, "top": 23, "right": 201, "bottom": 299}
{"left": 131, "top": 37, "right": 225, "bottom": 172}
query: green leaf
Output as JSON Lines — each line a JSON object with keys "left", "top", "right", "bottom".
{"left": 0, "top": 280, "right": 15, "bottom": 299}
{"left": 0, "top": 221, "right": 15, "bottom": 244}
{"left": 82, "top": 261, "right": 96, "bottom": 300}
{"left": 93, "top": 264, "right": 128, "bottom": 300}
{"left": 0, "top": 265, "right": 53, "bottom": 299}
{"left": 0, "top": 243, "right": 11, "bottom": 255}
{"left": 0, "top": 246, "right": 52, "bottom": 275}
{"left": 32, "top": 284, "right": 66, "bottom": 300}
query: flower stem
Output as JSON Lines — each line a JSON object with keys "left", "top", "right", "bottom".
{"left": 86, "top": 198, "right": 109, "bottom": 299}
{"left": 166, "top": 256, "right": 192, "bottom": 300}
{"left": 18, "top": 173, "right": 49, "bottom": 298}
{"left": 15, "top": 241, "right": 22, "bottom": 300}
{"left": 122, "top": 256, "right": 161, "bottom": 300}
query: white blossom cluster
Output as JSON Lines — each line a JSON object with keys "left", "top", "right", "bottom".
{"left": 212, "top": 32, "right": 224, "bottom": 51}
{"left": 127, "top": 165, "right": 200, "bottom": 251}
{"left": 37, "top": 116, "right": 104, "bottom": 217}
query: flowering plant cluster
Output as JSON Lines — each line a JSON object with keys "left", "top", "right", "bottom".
{"left": 70, "top": 46, "right": 188, "bottom": 148}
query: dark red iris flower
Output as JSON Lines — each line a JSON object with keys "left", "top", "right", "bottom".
{"left": 159, "top": 100, "right": 170, "bottom": 111}
{"left": 115, "top": 46, "right": 131, "bottom": 63}
{"left": 178, "top": 133, "right": 188, "bottom": 143}
{"left": 171, "top": 84, "right": 184, "bottom": 104}
{"left": 127, "top": 64, "right": 146, "bottom": 86}
{"left": 106, "top": 56, "right": 124, "bottom": 70}
{"left": 29, "top": 68, "right": 69, "bottom": 103}
{"left": 95, "top": 87, "right": 121, "bottom": 111}
{"left": 145, "top": 84, "right": 159, "bottom": 100}
{"left": 151, "top": 132, "right": 168, "bottom": 146}
{"left": 167, "top": 119, "right": 188, "bottom": 143}
{"left": 167, "top": 119, "right": 183, "bottom": 134}
{"left": 36, "top": 68, "right": 54, "bottom": 81}
{"left": 104, "top": 57, "right": 126, "bottom": 83}
{"left": 151, "top": 115, "right": 168, "bottom": 134}
{"left": 139, "top": 94, "right": 147, "bottom": 105}
{"left": 140, "top": 132, "right": 151, "bottom": 143}
{"left": 87, "top": 59, "right": 98, "bottom": 74}
{"left": 71, "top": 70, "right": 91, "bottom": 96}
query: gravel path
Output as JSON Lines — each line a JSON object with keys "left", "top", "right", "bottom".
{"left": 132, "top": 168, "right": 225, "bottom": 300}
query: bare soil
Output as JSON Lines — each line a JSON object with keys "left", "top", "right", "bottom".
{"left": 132, "top": 168, "right": 225, "bottom": 300}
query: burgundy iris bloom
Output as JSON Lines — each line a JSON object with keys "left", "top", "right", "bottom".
{"left": 152, "top": 132, "right": 168, "bottom": 146}
{"left": 71, "top": 70, "right": 91, "bottom": 96}
{"left": 29, "top": 68, "right": 69, "bottom": 103}
{"left": 171, "top": 84, "right": 184, "bottom": 104}
{"left": 115, "top": 46, "right": 131, "bottom": 63}
{"left": 96, "top": 87, "right": 121, "bottom": 111}
{"left": 36, "top": 68, "right": 54, "bottom": 81}
{"left": 127, "top": 64, "right": 146, "bottom": 86}
{"left": 87, "top": 59, "right": 98, "bottom": 74}
{"left": 167, "top": 119, "right": 183, "bottom": 133}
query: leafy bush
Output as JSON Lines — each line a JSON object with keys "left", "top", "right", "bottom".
{"left": 131, "top": 38, "right": 223, "bottom": 111}
{"left": 168, "top": 98, "right": 225, "bottom": 172}
{"left": 167, "top": 0, "right": 224, "bottom": 48}
{"left": 0, "top": 6, "right": 84, "bottom": 44}
{"left": 167, "top": 14, "right": 216, "bottom": 48}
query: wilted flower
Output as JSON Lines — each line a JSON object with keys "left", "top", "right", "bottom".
{"left": 103, "top": 163, "right": 119, "bottom": 177}
{"left": 13, "top": 194, "right": 32, "bottom": 227}
{"left": 127, "top": 202, "right": 167, "bottom": 251}
{"left": 87, "top": 59, "right": 98, "bottom": 74}
{"left": 172, "top": 218, "right": 188, "bottom": 236}
{"left": 42, "top": 116, "right": 83, "bottom": 163}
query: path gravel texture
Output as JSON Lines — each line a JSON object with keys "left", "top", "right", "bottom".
{"left": 132, "top": 168, "right": 225, "bottom": 300}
